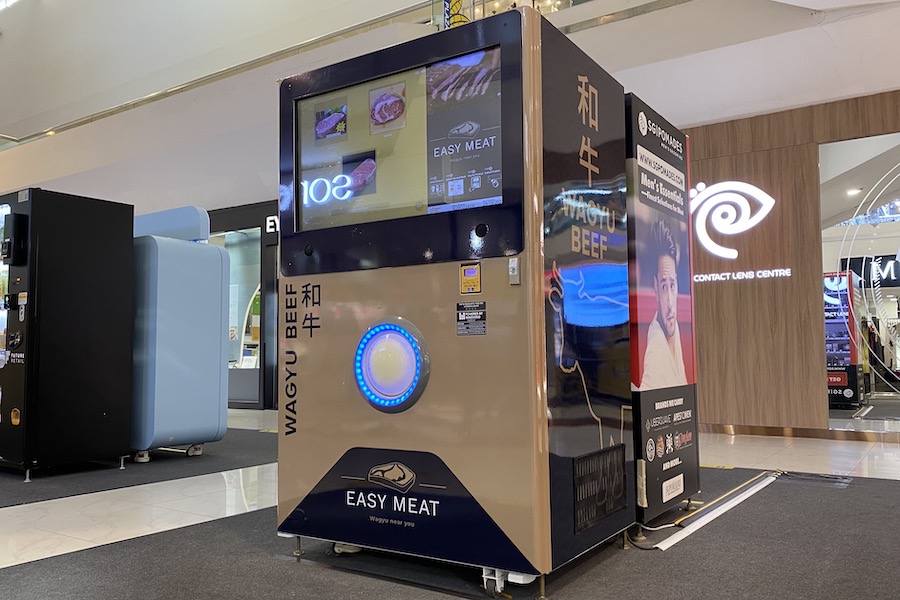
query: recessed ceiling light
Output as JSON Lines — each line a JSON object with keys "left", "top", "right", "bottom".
{"left": 847, "top": 188, "right": 864, "bottom": 196}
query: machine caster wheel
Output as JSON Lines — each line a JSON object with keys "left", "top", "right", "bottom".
{"left": 332, "top": 542, "right": 362, "bottom": 556}
{"left": 134, "top": 451, "right": 150, "bottom": 464}
{"left": 485, "top": 579, "right": 499, "bottom": 598}
{"left": 186, "top": 444, "right": 203, "bottom": 457}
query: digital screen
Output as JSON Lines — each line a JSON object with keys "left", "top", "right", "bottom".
{"left": 295, "top": 47, "right": 503, "bottom": 232}
{"left": 464, "top": 267, "right": 478, "bottom": 277}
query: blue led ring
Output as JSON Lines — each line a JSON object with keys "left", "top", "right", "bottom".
{"left": 356, "top": 325, "right": 420, "bottom": 405}
{"left": 354, "top": 320, "right": 430, "bottom": 413}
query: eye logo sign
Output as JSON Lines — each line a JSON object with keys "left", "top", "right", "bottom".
{"left": 689, "top": 181, "right": 776, "bottom": 260}
{"left": 638, "top": 111, "right": 648, "bottom": 137}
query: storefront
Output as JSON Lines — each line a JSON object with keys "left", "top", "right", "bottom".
{"left": 209, "top": 201, "right": 278, "bottom": 410}
{"left": 684, "top": 89, "right": 900, "bottom": 437}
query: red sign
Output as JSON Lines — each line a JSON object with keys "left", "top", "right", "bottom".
{"left": 827, "top": 372, "right": 848, "bottom": 386}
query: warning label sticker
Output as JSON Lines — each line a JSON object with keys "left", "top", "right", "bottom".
{"left": 456, "top": 302, "right": 486, "bottom": 336}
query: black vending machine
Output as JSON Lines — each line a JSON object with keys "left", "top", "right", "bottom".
{"left": 0, "top": 189, "right": 134, "bottom": 478}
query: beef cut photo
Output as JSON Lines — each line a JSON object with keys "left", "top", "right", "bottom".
{"left": 370, "top": 93, "right": 405, "bottom": 126}
{"left": 349, "top": 158, "right": 377, "bottom": 192}
{"left": 315, "top": 111, "right": 345, "bottom": 139}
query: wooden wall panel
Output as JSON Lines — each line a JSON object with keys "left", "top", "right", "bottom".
{"left": 691, "top": 145, "right": 828, "bottom": 428}
{"left": 683, "top": 87, "right": 900, "bottom": 429}
{"left": 810, "top": 91, "right": 900, "bottom": 145}
{"left": 687, "top": 89, "right": 900, "bottom": 161}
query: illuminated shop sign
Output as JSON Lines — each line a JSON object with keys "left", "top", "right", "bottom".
{"left": 841, "top": 255, "right": 900, "bottom": 287}
{"left": 690, "top": 181, "right": 775, "bottom": 260}
{"left": 690, "top": 180, "right": 792, "bottom": 283}
{"left": 693, "top": 268, "right": 792, "bottom": 283}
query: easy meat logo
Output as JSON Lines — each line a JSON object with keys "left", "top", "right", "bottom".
{"left": 367, "top": 462, "right": 417, "bottom": 494}
{"left": 448, "top": 121, "right": 481, "bottom": 139}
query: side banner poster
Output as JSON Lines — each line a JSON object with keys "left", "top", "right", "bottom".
{"left": 625, "top": 94, "right": 700, "bottom": 522}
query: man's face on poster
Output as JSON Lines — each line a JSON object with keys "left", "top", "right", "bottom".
{"left": 654, "top": 254, "right": 678, "bottom": 338}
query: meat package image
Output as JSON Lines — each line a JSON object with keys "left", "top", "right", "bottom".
{"left": 369, "top": 83, "right": 407, "bottom": 135}
{"left": 314, "top": 99, "right": 348, "bottom": 140}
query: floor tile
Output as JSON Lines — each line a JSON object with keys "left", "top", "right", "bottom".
{"left": 155, "top": 489, "right": 277, "bottom": 519}
{"left": 0, "top": 528, "right": 95, "bottom": 569}
{"left": 227, "top": 409, "right": 278, "bottom": 432}
{"left": 698, "top": 446, "right": 784, "bottom": 469}
{"left": 785, "top": 438, "right": 873, "bottom": 453}
{"left": 752, "top": 453, "right": 863, "bottom": 475}
{"left": 29, "top": 504, "right": 209, "bottom": 544}
{"left": 109, "top": 472, "right": 243, "bottom": 506}
{"left": 829, "top": 418, "right": 900, "bottom": 433}
{"left": 700, "top": 434, "right": 795, "bottom": 449}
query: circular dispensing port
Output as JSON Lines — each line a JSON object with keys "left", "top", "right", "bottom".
{"left": 354, "top": 320, "right": 430, "bottom": 413}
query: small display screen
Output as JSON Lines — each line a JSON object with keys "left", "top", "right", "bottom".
{"left": 295, "top": 47, "right": 503, "bottom": 232}
{"left": 464, "top": 268, "right": 478, "bottom": 277}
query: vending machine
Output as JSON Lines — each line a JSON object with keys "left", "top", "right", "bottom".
{"left": 277, "top": 8, "right": 634, "bottom": 593}
{"left": 0, "top": 189, "right": 134, "bottom": 479}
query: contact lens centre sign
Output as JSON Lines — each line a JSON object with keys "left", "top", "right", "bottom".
{"left": 690, "top": 180, "right": 792, "bottom": 283}
{"left": 693, "top": 268, "right": 792, "bottom": 283}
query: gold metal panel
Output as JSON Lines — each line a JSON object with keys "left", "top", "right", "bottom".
{"left": 518, "top": 6, "right": 551, "bottom": 573}
{"left": 277, "top": 256, "right": 548, "bottom": 568}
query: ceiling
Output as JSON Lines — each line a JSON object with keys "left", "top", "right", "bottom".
{"left": 820, "top": 133, "right": 900, "bottom": 229}
{"left": 552, "top": 0, "right": 900, "bottom": 127}
{"left": 2, "top": 0, "right": 900, "bottom": 215}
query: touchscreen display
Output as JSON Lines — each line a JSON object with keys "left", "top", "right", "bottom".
{"left": 295, "top": 47, "right": 502, "bottom": 232}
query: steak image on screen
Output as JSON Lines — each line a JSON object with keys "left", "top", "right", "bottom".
{"left": 313, "top": 100, "right": 348, "bottom": 140}
{"left": 369, "top": 83, "right": 407, "bottom": 134}
{"left": 371, "top": 93, "right": 405, "bottom": 126}
{"left": 349, "top": 158, "right": 377, "bottom": 193}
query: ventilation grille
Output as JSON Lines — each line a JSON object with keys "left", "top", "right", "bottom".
{"left": 574, "top": 444, "right": 626, "bottom": 533}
